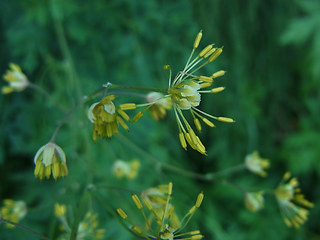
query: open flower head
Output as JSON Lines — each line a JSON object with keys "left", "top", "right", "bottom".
{"left": 2, "top": 63, "right": 29, "bottom": 94}
{"left": 245, "top": 151, "right": 270, "bottom": 177}
{"left": 274, "top": 172, "right": 314, "bottom": 228}
{"left": 112, "top": 159, "right": 140, "bottom": 180}
{"left": 117, "top": 182, "right": 204, "bottom": 239}
{"left": 166, "top": 31, "right": 233, "bottom": 154}
{"left": 244, "top": 191, "right": 264, "bottom": 212}
{"left": 0, "top": 199, "right": 27, "bottom": 228}
{"left": 34, "top": 142, "right": 68, "bottom": 180}
{"left": 88, "top": 95, "right": 133, "bottom": 140}
{"left": 146, "top": 92, "right": 172, "bottom": 121}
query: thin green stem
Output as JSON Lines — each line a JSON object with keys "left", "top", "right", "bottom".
{"left": 205, "top": 164, "right": 246, "bottom": 181}
{"left": 105, "top": 83, "right": 167, "bottom": 94}
{"left": 0, "top": 217, "right": 51, "bottom": 240}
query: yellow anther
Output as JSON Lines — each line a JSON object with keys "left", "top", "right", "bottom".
{"left": 188, "top": 206, "right": 197, "bottom": 214}
{"left": 168, "top": 182, "right": 173, "bottom": 195}
{"left": 195, "top": 192, "right": 204, "bottom": 208}
{"left": 132, "top": 194, "right": 143, "bottom": 209}
{"left": 142, "top": 197, "right": 153, "bottom": 210}
{"left": 179, "top": 132, "right": 187, "bottom": 150}
{"left": 163, "top": 65, "right": 171, "bottom": 70}
{"left": 119, "top": 103, "right": 137, "bottom": 110}
{"left": 117, "top": 109, "right": 130, "bottom": 122}
{"left": 217, "top": 117, "right": 234, "bottom": 123}
{"left": 210, "top": 87, "right": 225, "bottom": 93}
{"left": 202, "top": 118, "right": 215, "bottom": 127}
{"left": 212, "top": 70, "right": 226, "bottom": 78}
{"left": 116, "top": 208, "right": 128, "bottom": 219}
{"left": 199, "top": 76, "right": 213, "bottom": 83}
{"left": 191, "top": 234, "right": 204, "bottom": 239}
{"left": 194, "top": 118, "right": 202, "bottom": 132}
{"left": 133, "top": 111, "right": 144, "bottom": 122}
{"left": 199, "top": 44, "right": 213, "bottom": 58}
{"left": 116, "top": 116, "right": 129, "bottom": 131}
{"left": 208, "top": 48, "right": 223, "bottom": 62}
{"left": 200, "top": 82, "right": 212, "bottom": 89}
{"left": 203, "top": 47, "right": 216, "bottom": 58}
{"left": 193, "top": 30, "right": 202, "bottom": 49}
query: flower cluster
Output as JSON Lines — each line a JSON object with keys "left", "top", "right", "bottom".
{"left": 112, "top": 159, "right": 140, "bottom": 179}
{"left": 117, "top": 182, "right": 204, "bottom": 239}
{"left": 274, "top": 172, "right": 313, "bottom": 228}
{"left": 88, "top": 95, "right": 134, "bottom": 140}
{"left": 0, "top": 199, "right": 27, "bottom": 228}
{"left": 245, "top": 151, "right": 270, "bottom": 177}
{"left": 2, "top": 63, "right": 29, "bottom": 94}
{"left": 244, "top": 191, "right": 264, "bottom": 212}
{"left": 54, "top": 203, "right": 105, "bottom": 240}
{"left": 33, "top": 142, "right": 68, "bottom": 180}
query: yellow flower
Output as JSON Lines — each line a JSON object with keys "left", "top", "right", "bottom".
{"left": 33, "top": 142, "right": 68, "bottom": 180}
{"left": 54, "top": 203, "right": 67, "bottom": 217}
{"left": 2, "top": 63, "right": 29, "bottom": 94}
{"left": 88, "top": 95, "right": 131, "bottom": 140}
{"left": 244, "top": 191, "right": 264, "bottom": 212}
{"left": 0, "top": 199, "right": 27, "bottom": 228}
{"left": 274, "top": 172, "right": 313, "bottom": 228}
{"left": 166, "top": 31, "right": 234, "bottom": 154}
{"left": 146, "top": 92, "right": 172, "bottom": 121}
{"left": 245, "top": 151, "right": 270, "bottom": 177}
{"left": 112, "top": 159, "right": 140, "bottom": 180}
{"left": 117, "top": 182, "right": 204, "bottom": 239}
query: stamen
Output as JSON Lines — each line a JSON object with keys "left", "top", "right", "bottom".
{"left": 210, "top": 87, "right": 225, "bottom": 93}
{"left": 193, "top": 31, "right": 202, "bottom": 49}
{"left": 199, "top": 45, "right": 213, "bottom": 58}
{"left": 212, "top": 70, "right": 226, "bottom": 78}
{"left": 217, "top": 117, "right": 235, "bottom": 123}
{"left": 117, "top": 208, "right": 128, "bottom": 219}
{"left": 208, "top": 48, "right": 223, "bottom": 63}
{"left": 119, "top": 103, "right": 137, "bottom": 110}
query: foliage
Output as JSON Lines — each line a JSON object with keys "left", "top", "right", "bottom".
{"left": 0, "top": 0, "right": 319, "bottom": 239}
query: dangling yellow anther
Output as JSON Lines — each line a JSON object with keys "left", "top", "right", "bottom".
{"left": 203, "top": 47, "right": 216, "bottom": 58}
{"left": 210, "top": 87, "right": 225, "bottom": 93}
{"left": 191, "top": 234, "right": 204, "bottom": 239}
{"left": 117, "top": 109, "right": 130, "bottom": 121}
{"left": 193, "top": 31, "right": 202, "bottom": 49}
{"left": 132, "top": 194, "right": 143, "bottom": 209}
{"left": 199, "top": 76, "right": 213, "bottom": 83}
{"left": 202, "top": 118, "right": 215, "bottom": 127}
{"left": 194, "top": 118, "right": 202, "bottom": 132}
{"left": 199, "top": 45, "right": 213, "bottom": 58}
{"left": 119, "top": 103, "right": 137, "bottom": 110}
{"left": 179, "top": 132, "right": 187, "bottom": 150}
{"left": 142, "top": 197, "right": 153, "bottom": 210}
{"left": 212, "top": 70, "right": 226, "bottom": 78}
{"left": 217, "top": 117, "right": 234, "bottom": 123}
{"left": 133, "top": 111, "right": 144, "bottom": 122}
{"left": 195, "top": 192, "right": 204, "bottom": 208}
{"left": 117, "top": 208, "right": 128, "bottom": 219}
{"left": 200, "top": 82, "right": 212, "bottom": 89}
{"left": 208, "top": 48, "right": 223, "bottom": 62}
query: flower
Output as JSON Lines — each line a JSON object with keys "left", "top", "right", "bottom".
{"left": 167, "top": 31, "right": 234, "bottom": 154}
{"left": 245, "top": 151, "right": 270, "bottom": 177}
{"left": 55, "top": 203, "right": 67, "bottom": 217}
{"left": 112, "top": 159, "right": 140, "bottom": 179}
{"left": 146, "top": 92, "right": 172, "bottom": 121}
{"left": 55, "top": 205, "right": 105, "bottom": 240}
{"left": 33, "top": 142, "right": 68, "bottom": 180}
{"left": 274, "top": 172, "right": 314, "bottom": 228}
{"left": 0, "top": 199, "right": 27, "bottom": 228}
{"left": 117, "top": 182, "right": 204, "bottom": 239}
{"left": 244, "top": 191, "right": 264, "bottom": 212}
{"left": 88, "top": 95, "right": 132, "bottom": 140}
{"left": 2, "top": 63, "right": 29, "bottom": 94}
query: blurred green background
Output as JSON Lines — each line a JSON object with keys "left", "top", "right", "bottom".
{"left": 0, "top": 0, "right": 319, "bottom": 239}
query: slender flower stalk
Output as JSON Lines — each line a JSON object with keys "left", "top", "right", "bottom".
{"left": 117, "top": 182, "right": 204, "bottom": 239}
